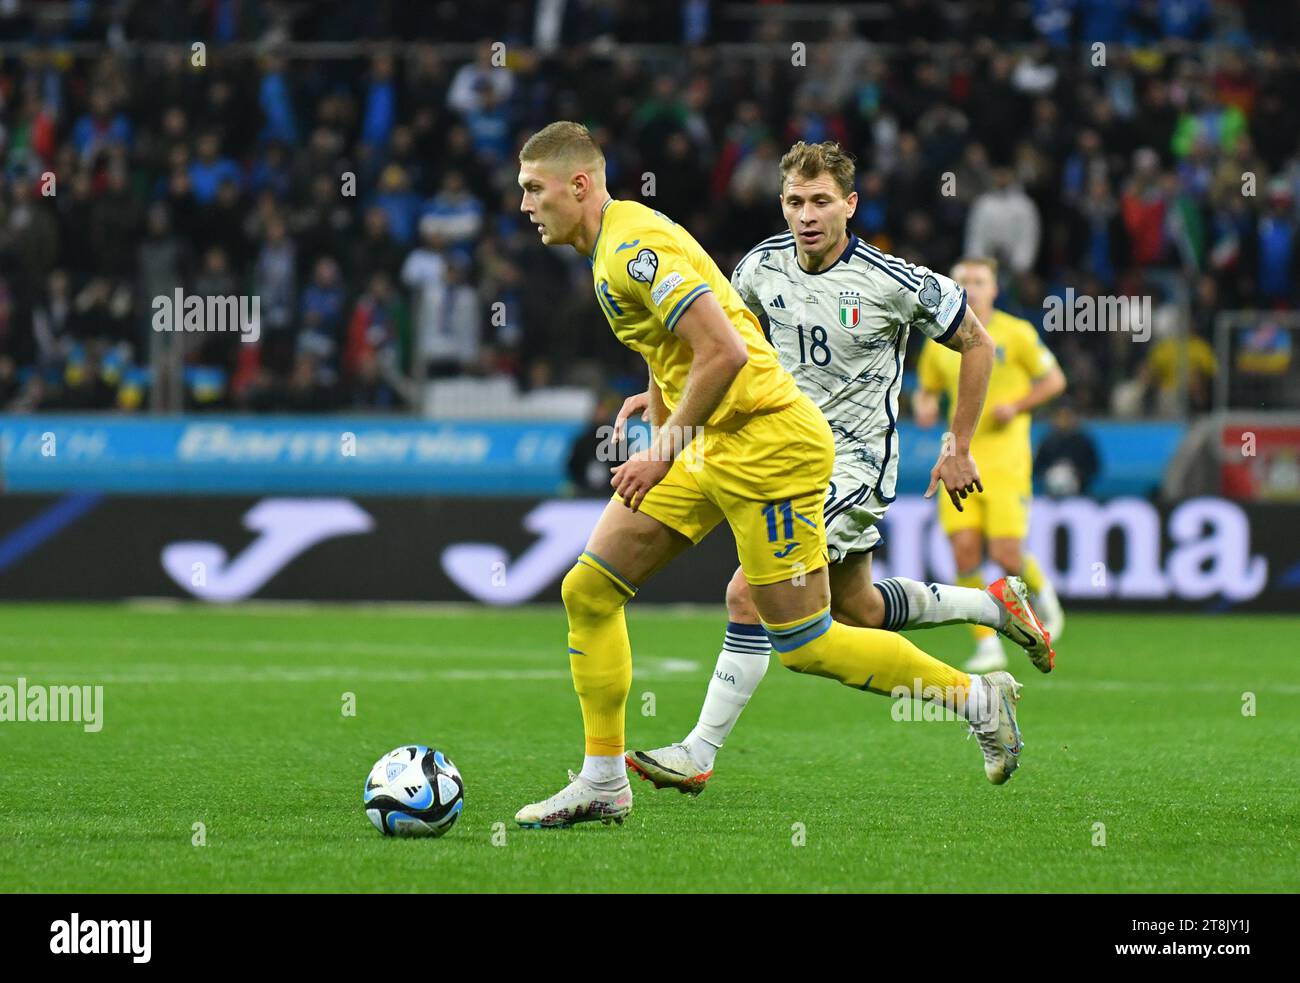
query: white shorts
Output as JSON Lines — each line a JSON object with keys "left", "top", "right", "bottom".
{"left": 822, "top": 459, "right": 890, "bottom": 563}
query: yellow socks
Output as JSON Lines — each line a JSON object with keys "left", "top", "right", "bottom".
{"left": 562, "top": 552, "right": 635, "bottom": 756}
{"left": 763, "top": 607, "right": 970, "bottom": 709}
{"left": 1021, "top": 553, "right": 1046, "bottom": 594}
{"left": 957, "top": 570, "right": 996, "bottom": 643}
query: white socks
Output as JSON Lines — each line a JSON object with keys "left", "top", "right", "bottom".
{"left": 875, "top": 577, "right": 1002, "bottom": 632}
{"left": 964, "top": 674, "right": 997, "bottom": 731}
{"left": 682, "top": 622, "right": 771, "bottom": 770}
{"left": 579, "top": 754, "right": 626, "bottom": 788}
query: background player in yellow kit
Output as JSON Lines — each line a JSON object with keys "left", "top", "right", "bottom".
{"left": 513, "top": 122, "right": 1023, "bottom": 828}
{"left": 916, "top": 257, "right": 1067, "bottom": 672}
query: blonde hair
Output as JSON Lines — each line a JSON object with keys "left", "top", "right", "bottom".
{"left": 519, "top": 121, "right": 606, "bottom": 176}
{"left": 952, "top": 256, "right": 999, "bottom": 277}
{"left": 779, "top": 140, "right": 856, "bottom": 198}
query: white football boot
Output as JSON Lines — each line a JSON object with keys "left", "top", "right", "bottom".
{"left": 967, "top": 671, "right": 1024, "bottom": 785}
{"left": 1032, "top": 576, "right": 1065, "bottom": 643}
{"left": 514, "top": 771, "right": 632, "bottom": 829}
{"left": 988, "top": 575, "right": 1056, "bottom": 673}
{"left": 964, "top": 634, "right": 1009, "bottom": 673}
{"left": 625, "top": 744, "right": 713, "bottom": 796}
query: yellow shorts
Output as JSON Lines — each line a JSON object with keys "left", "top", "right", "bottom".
{"left": 629, "top": 394, "right": 834, "bottom": 586}
{"left": 937, "top": 470, "right": 1031, "bottom": 541}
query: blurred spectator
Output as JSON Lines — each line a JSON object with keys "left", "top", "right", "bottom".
{"left": 361, "top": 53, "right": 398, "bottom": 150}
{"left": 964, "top": 168, "right": 1042, "bottom": 274}
{"left": 401, "top": 222, "right": 448, "bottom": 375}
{"left": 1034, "top": 400, "right": 1101, "bottom": 496}
{"left": 188, "top": 131, "right": 242, "bottom": 205}
{"left": 350, "top": 206, "right": 406, "bottom": 294}
{"left": 32, "top": 270, "right": 73, "bottom": 367}
{"left": 348, "top": 350, "right": 403, "bottom": 410}
{"left": 298, "top": 256, "right": 348, "bottom": 372}
{"left": 372, "top": 164, "right": 421, "bottom": 245}
{"left": 253, "top": 215, "right": 297, "bottom": 370}
{"left": 345, "top": 271, "right": 408, "bottom": 379}
{"left": 447, "top": 41, "right": 514, "bottom": 117}
{"left": 137, "top": 203, "right": 186, "bottom": 330}
{"left": 1141, "top": 316, "right": 1219, "bottom": 415}
{"left": 1121, "top": 148, "right": 1168, "bottom": 266}
{"left": 1242, "top": 179, "right": 1299, "bottom": 305}
{"left": 2, "top": 176, "right": 60, "bottom": 282}
{"left": 567, "top": 392, "right": 624, "bottom": 497}
{"left": 420, "top": 171, "right": 484, "bottom": 260}
{"left": 71, "top": 89, "right": 131, "bottom": 165}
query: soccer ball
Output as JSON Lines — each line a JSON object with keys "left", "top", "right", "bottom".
{"left": 364, "top": 745, "right": 464, "bottom": 837}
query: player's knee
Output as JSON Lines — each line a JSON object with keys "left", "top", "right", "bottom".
{"left": 952, "top": 540, "right": 982, "bottom": 573}
{"left": 831, "top": 589, "right": 884, "bottom": 629}
{"left": 989, "top": 541, "right": 1022, "bottom": 573}
{"left": 561, "top": 560, "right": 631, "bottom": 622}
{"left": 765, "top": 611, "right": 833, "bottom": 674}
{"left": 725, "top": 569, "right": 759, "bottom": 623}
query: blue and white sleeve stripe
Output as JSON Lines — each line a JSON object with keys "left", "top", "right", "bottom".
{"left": 664, "top": 284, "right": 711, "bottom": 331}
{"left": 935, "top": 289, "right": 967, "bottom": 344}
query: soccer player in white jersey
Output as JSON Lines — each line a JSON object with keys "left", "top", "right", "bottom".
{"left": 623, "top": 141, "right": 1054, "bottom": 794}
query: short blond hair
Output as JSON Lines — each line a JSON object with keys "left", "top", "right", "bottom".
{"left": 519, "top": 121, "right": 606, "bottom": 175}
{"left": 952, "top": 256, "right": 999, "bottom": 277}
{"left": 779, "top": 140, "right": 856, "bottom": 198}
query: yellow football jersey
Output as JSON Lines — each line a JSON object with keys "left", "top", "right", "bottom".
{"left": 917, "top": 309, "right": 1058, "bottom": 478}
{"left": 589, "top": 199, "right": 799, "bottom": 426}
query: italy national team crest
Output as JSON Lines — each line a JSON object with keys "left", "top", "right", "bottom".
{"left": 839, "top": 291, "right": 861, "bottom": 328}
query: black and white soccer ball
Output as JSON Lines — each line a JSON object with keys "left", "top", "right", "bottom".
{"left": 364, "top": 745, "right": 464, "bottom": 837}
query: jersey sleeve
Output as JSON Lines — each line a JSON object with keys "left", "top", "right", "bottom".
{"left": 881, "top": 265, "right": 967, "bottom": 344}
{"left": 605, "top": 225, "right": 712, "bottom": 333}
{"left": 729, "top": 253, "right": 766, "bottom": 320}
{"left": 1013, "top": 321, "right": 1059, "bottom": 380}
{"left": 916, "top": 339, "right": 947, "bottom": 393}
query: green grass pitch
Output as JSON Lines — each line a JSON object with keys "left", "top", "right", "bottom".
{"left": 1, "top": 603, "right": 1297, "bottom": 893}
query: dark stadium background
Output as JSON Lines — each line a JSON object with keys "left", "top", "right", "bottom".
{"left": 0, "top": 0, "right": 1298, "bottom": 905}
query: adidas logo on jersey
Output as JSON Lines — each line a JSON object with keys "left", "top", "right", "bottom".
{"left": 769, "top": 295, "right": 787, "bottom": 309}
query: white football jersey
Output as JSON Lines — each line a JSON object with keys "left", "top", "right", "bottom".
{"left": 731, "top": 230, "right": 966, "bottom": 506}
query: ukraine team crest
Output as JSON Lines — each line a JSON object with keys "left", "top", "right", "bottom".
{"left": 839, "top": 292, "right": 861, "bottom": 328}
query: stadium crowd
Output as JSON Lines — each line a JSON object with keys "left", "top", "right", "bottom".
{"left": 0, "top": 0, "right": 1298, "bottom": 414}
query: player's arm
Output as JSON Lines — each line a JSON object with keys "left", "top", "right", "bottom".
{"left": 655, "top": 293, "right": 748, "bottom": 442}
{"left": 995, "top": 364, "right": 1065, "bottom": 424}
{"left": 937, "top": 305, "right": 994, "bottom": 464}
{"left": 611, "top": 293, "right": 747, "bottom": 510}
{"left": 646, "top": 372, "right": 668, "bottom": 427}
{"left": 611, "top": 363, "right": 667, "bottom": 442}
{"left": 993, "top": 329, "right": 1066, "bottom": 424}
{"left": 730, "top": 253, "right": 769, "bottom": 338}
{"left": 890, "top": 265, "right": 991, "bottom": 510}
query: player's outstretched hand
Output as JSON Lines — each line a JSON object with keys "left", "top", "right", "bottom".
{"left": 611, "top": 449, "right": 671, "bottom": 512}
{"left": 925, "top": 444, "right": 983, "bottom": 512}
{"left": 612, "top": 391, "right": 650, "bottom": 443}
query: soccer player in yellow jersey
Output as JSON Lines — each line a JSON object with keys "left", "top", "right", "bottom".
{"left": 513, "top": 122, "right": 1021, "bottom": 829}
{"left": 916, "top": 257, "right": 1068, "bottom": 672}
